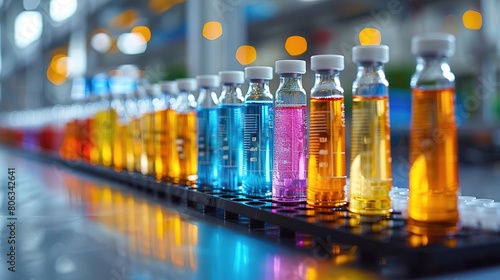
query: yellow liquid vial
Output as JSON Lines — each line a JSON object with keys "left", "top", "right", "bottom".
{"left": 166, "top": 109, "right": 180, "bottom": 180}
{"left": 113, "top": 123, "right": 127, "bottom": 171}
{"left": 154, "top": 110, "right": 166, "bottom": 180}
{"left": 95, "top": 109, "right": 117, "bottom": 167}
{"left": 141, "top": 113, "right": 155, "bottom": 175}
{"left": 125, "top": 118, "right": 137, "bottom": 172}
{"left": 307, "top": 96, "right": 346, "bottom": 207}
{"left": 128, "top": 118, "right": 142, "bottom": 172}
{"left": 349, "top": 96, "right": 392, "bottom": 215}
{"left": 408, "top": 88, "right": 459, "bottom": 231}
{"left": 177, "top": 112, "right": 198, "bottom": 183}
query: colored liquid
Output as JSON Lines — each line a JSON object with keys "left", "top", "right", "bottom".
{"left": 408, "top": 88, "right": 459, "bottom": 228}
{"left": 308, "top": 96, "right": 346, "bottom": 206}
{"left": 272, "top": 105, "right": 307, "bottom": 202}
{"left": 95, "top": 109, "right": 117, "bottom": 167}
{"left": 177, "top": 112, "right": 197, "bottom": 183}
{"left": 349, "top": 96, "right": 392, "bottom": 215}
{"left": 60, "top": 120, "right": 79, "bottom": 160}
{"left": 141, "top": 113, "right": 155, "bottom": 175}
{"left": 154, "top": 110, "right": 167, "bottom": 180}
{"left": 242, "top": 102, "right": 274, "bottom": 197}
{"left": 218, "top": 104, "right": 244, "bottom": 191}
{"left": 166, "top": 109, "right": 181, "bottom": 180}
{"left": 129, "top": 118, "right": 142, "bottom": 172}
{"left": 197, "top": 108, "right": 219, "bottom": 186}
{"left": 113, "top": 123, "right": 127, "bottom": 171}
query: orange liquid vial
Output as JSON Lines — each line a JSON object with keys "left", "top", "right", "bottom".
{"left": 349, "top": 96, "right": 392, "bottom": 215}
{"left": 60, "top": 120, "right": 79, "bottom": 160}
{"left": 154, "top": 110, "right": 166, "bottom": 180}
{"left": 140, "top": 113, "right": 155, "bottom": 175}
{"left": 176, "top": 112, "right": 198, "bottom": 183}
{"left": 113, "top": 123, "right": 128, "bottom": 171}
{"left": 128, "top": 118, "right": 142, "bottom": 172}
{"left": 307, "top": 96, "right": 346, "bottom": 206}
{"left": 409, "top": 88, "right": 459, "bottom": 230}
{"left": 167, "top": 109, "right": 180, "bottom": 180}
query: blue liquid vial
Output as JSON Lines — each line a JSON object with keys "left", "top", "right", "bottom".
{"left": 196, "top": 75, "right": 220, "bottom": 187}
{"left": 242, "top": 66, "right": 274, "bottom": 197}
{"left": 217, "top": 71, "right": 245, "bottom": 191}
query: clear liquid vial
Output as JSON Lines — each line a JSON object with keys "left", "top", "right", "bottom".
{"left": 272, "top": 60, "right": 308, "bottom": 202}
{"left": 307, "top": 55, "right": 347, "bottom": 207}
{"left": 408, "top": 33, "right": 459, "bottom": 235}
{"left": 349, "top": 45, "right": 392, "bottom": 215}
{"left": 174, "top": 78, "right": 198, "bottom": 184}
{"left": 196, "top": 75, "right": 220, "bottom": 187}
{"left": 217, "top": 71, "right": 245, "bottom": 191}
{"left": 242, "top": 66, "right": 274, "bottom": 197}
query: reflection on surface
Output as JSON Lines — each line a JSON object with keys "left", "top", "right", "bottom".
{"left": 0, "top": 151, "right": 379, "bottom": 280}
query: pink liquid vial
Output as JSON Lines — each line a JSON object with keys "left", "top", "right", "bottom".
{"left": 272, "top": 60, "right": 308, "bottom": 202}
{"left": 273, "top": 105, "right": 308, "bottom": 201}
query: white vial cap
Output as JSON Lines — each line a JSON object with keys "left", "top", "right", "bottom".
{"left": 311, "top": 55, "right": 344, "bottom": 71}
{"left": 160, "top": 81, "right": 178, "bottom": 94}
{"left": 352, "top": 45, "right": 389, "bottom": 64}
{"left": 146, "top": 83, "right": 162, "bottom": 96}
{"left": 412, "top": 33, "right": 455, "bottom": 57}
{"left": 219, "top": 71, "right": 244, "bottom": 84}
{"left": 245, "top": 66, "right": 273, "bottom": 80}
{"left": 196, "top": 75, "right": 220, "bottom": 88}
{"left": 275, "top": 60, "right": 306, "bottom": 74}
{"left": 176, "top": 78, "right": 197, "bottom": 92}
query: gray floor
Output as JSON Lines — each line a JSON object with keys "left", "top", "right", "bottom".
{"left": 0, "top": 150, "right": 499, "bottom": 279}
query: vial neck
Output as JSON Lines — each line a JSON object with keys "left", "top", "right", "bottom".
{"left": 313, "top": 70, "right": 341, "bottom": 87}
{"left": 247, "top": 80, "right": 271, "bottom": 96}
{"left": 278, "top": 74, "right": 304, "bottom": 90}
{"left": 416, "top": 56, "right": 450, "bottom": 71}
{"left": 220, "top": 83, "right": 243, "bottom": 101}
{"left": 197, "top": 87, "right": 219, "bottom": 107}
{"left": 357, "top": 63, "right": 385, "bottom": 75}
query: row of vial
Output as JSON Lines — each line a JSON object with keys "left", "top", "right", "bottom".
{"left": 58, "top": 33, "right": 459, "bottom": 233}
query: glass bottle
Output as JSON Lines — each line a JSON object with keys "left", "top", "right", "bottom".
{"left": 154, "top": 81, "right": 179, "bottom": 181}
{"left": 196, "top": 75, "right": 220, "bottom": 187}
{"left": 139, "top": 84, "right": 158, "bottom": 176}
{"left": 349, "top": 45, "right": 392, "bottom": 215}
{"left": 174, "top": 78, "right": 198, "bottom": 184}
{"left": 272, "top": 60, "right": 308, "bottom": 202}
{"left": 217, "top": 71, "right": 245, "bottom": 191}
{"left": 242, "top": 66, "right": 274, "bottom": 197}
{"left": 307, "top": 55, "right": 347, "bottom": 207}
{"left": 408, "top": 33, "right": 458, "bottom": 234}
{"left": 92, "top": 73, "right": 116, "bottom": 167}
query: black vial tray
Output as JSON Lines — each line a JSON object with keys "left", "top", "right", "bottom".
{"left": 11, "top": 149, "right": 500, "bottom": 276}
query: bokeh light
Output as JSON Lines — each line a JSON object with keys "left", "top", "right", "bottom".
{"left": 462, "top": 10, "right": 482, "bottom": 30}
{"left": 202, "top": 21, "right": 223, "bottom": 40}
{"left": 285, "top": 36, "right": 307, "bottom": 56}
{"left": 358, "top": 28, "right": 381, "bottom": 45}
{"left": 91, "top": 33, "right": 111, "bottom": 53}
{"left": 132, "top": 26, "right": 151, "bottom": 42}
{"left": 47, "top": 54, "right": 69, "bottom": 85}
{"left": 235, "top": 45, "right": 257, "bottom": 65}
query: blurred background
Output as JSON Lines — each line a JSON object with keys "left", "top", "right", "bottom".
{"left": 0, "top": 0, "right": 499, "bottom": 186}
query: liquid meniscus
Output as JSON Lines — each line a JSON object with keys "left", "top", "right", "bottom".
{"left": 349, "top": 96, "right": 392, "bottom": 215}
{"left": 409, "top": 88, "right": 459, "bottom": 226}
{"left": 308, "top": 96, "right": 346, "bottom": 207}
{"left": 273, "top": 105, "right": 307, "bottom": 202}
{"left": 242, "top": 102, "right": 273, "bottom": 197}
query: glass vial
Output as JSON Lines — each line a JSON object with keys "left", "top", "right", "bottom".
{"left": 242, "top": 66, "right": 274, "bottom": 197}
{"left": 307, "top": 55, "right": 347, "bottom": 207}
{"left": 273, "top": 60, "right": 308, "bottom": 202}
{"left": 217, "top": 71, "right": 245, "bottom": 191}
{"left": 349, "top": 45, "right": 392, "bottom": 215}
{"left": 196, "top": 75, "right": 220, "bottom": 187}
{"left": 154, "top": 81, "right": 179, "bottom": 181}
{"left": 408, "top": 33, "right": 459, "bottom": 234}
{"left": 92, "top": 74, "right": 116, "bottom": 167}
{"left": 175, "top": 78, "right": 198, "bottom": 184}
